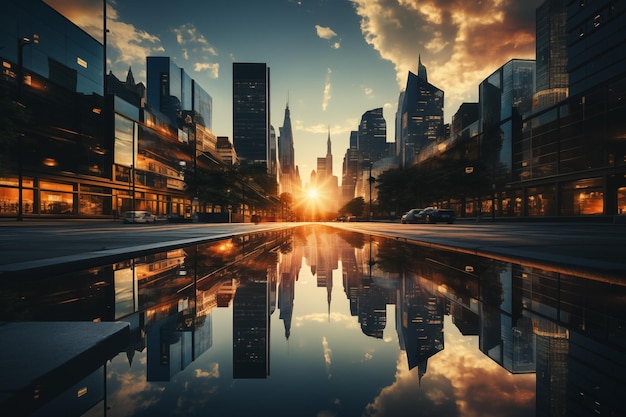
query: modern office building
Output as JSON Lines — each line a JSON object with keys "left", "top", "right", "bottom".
{"left": 146, "top": 56, "right": 212, "bottom": 131}
{"left": 278, "top": 103, "right": 297, "bottom": 194}
{"left": 566, "top": 0, "right": 626, "bottom": 97}
{"left": 396, "top": 57, "right": 444, "bottom": 167}
{"left": 479, "top": 59, "right": 536, "bottom": 187}
{"left": 0, "top": 1, "right": 222, "bottom": 219}
{"left": 510, "top": 0, "right": 626, "bottom": 217}
{"left": 405, "top": 0, "right": 626, "bottom": 219}
{"left": 341, "top": 131, "right": 361, "bottom": 202}
{"left": 1, "top": 0, "right": 107, "bottom": 218}
{"left": 535, "top": 0, "right": 569, "bottom": 108}
{"left": 357, "top": 107, "right": 387, "bottom": 165}
{"left": 232, "top": 62, "right": 271, "bottom": 169}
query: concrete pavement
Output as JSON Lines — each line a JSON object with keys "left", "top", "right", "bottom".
{"left": 1, "top": 218, "right": 625, "bottom": 283}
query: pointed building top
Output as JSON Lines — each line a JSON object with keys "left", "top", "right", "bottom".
{"left": 417, "top": 54, "right": 428, "bottom": 82}
{"left": 125, "top": 66, "right": 136, "bottom": 87}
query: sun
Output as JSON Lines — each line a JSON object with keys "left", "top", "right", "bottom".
{"left": 307, "top": 189, "right": 319, "bottom": 200}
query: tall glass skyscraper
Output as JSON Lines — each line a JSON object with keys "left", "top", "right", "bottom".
{"left": 358, "top": 107, "right": 387, "bottom": 164}
{"left": 278, "top": 103, "right": 297, "bottom": 194}
{"left": 480, "top": 59, "right": 535, "bottom": 183}
{"left": 397, "top": 57, "right": 444, "bottom": 167}
{"left": 534, "top": 0, "right": 568, "bottom": 109}
{"left": 232, "top": 62, "right": 270, "bottom": 169}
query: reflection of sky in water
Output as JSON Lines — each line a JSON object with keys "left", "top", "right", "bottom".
{"left": 99, "top": 259, "right": 535, "bottom": 417}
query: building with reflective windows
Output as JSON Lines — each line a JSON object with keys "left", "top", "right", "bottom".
{"left": 0, "top": 1, "right": 219, "bottom": 219}
{"left": 357, "top": 107, "right": 387, "bottom": 165}
{"left": 1, "top": 0, "right": 107, "bottom": 217}
{"left": 402, "top": 0, "right": 626, "bottom": 219}
{"left": 396, "top": 57, "right": 444, "bottom": 168}
{"left": 232, "top": 62, "right": 271, "bottom": 169}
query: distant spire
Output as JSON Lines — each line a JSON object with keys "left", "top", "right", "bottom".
{"left": 417, "top": 54, "right": 428, "bottom": 82}
{"left": 327, "top": 126, "right": 331, "bottom": 155}
{"left": 125, "top": 66, "right": 136, "bottom": 87}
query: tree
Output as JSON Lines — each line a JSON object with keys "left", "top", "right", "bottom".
{"left": 340, "top": 197, "right": 366, "bottom": 217}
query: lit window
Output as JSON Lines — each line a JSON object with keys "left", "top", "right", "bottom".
{"left": 77, "top": 57, "right": 87, "bottom": 68}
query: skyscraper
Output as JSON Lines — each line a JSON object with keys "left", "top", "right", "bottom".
{"left": 480, "top": 59, "right": 535, "bottom": 183}
{"left": 146, "top": 57, "right": 212, "bottom": 129}
{"left": 396, "top": 56, "right": 444, "bottom": 167}
{"left": 278, "top": 103, "right": 297, "bottom": 193}
{"left": 566, "top": 0, "right": 626, "bottom": 96}
{"left": 232, "top": 63, "right": 270, "bottom": 169}
{"left": 357, "top": 107, "right": 386, "bottom": 164}
{"left": 534, "top": 0, "right": 568, "bottom": 109}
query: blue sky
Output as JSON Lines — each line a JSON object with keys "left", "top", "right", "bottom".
{"left": 44, "top": 0, "right": 543, "bottom": 185}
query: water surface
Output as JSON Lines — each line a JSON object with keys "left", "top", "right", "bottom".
{"left": 1, "top": 225, "right": 624, "bottom": 416}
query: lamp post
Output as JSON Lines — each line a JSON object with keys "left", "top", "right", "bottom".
{"left": 368, "top": 162, "right": 375, "bottom": 221}
{"left": 16, "top": 34, "right": 39, "bottom": 221}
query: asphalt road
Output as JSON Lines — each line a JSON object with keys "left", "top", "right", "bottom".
{"left": 1, "top": 219, "right": 625, "bottom": 284}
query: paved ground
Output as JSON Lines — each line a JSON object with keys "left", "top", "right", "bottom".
{"left": 1, "top": 218, "right": 625, "bottom": 283}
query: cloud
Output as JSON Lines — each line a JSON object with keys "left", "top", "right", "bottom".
{"left": 362, "top": 320, "right": 536, "bottom": 417}
{"left": 350, "top": 0, "right": 543, "bottom": 119}
{"left": 195, "top": 363, "right": 220, "bottom": 378}
{"left": 45, "top": 0, "right": 164, "bottom": 76}
{"left": 173, "top": 23, "right": 218, "bottom": 56}
{"left": 315, "top": 25, "right": 338, "bottom": 40}
{"left": 194, "top": 62, "right": 220, "bottom": 79}
{"left": 322, "top": 336, "right": 332, "bottom": 379}
{"left": 322, "top": 68, "right": 332, "bottom": 111}
{"left": 316, "top": 25, "right": 342, "bottom": 49}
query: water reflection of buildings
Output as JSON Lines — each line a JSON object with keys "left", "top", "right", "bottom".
{"left": 2, "top": 227, "right": 625, "bottom": 416}
{"left": 311, "top": 228, "right": 624, "bottom": 416}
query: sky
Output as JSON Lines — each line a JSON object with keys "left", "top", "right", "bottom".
{"left": 44, "top": 0, "right": 543, "bottom": 186}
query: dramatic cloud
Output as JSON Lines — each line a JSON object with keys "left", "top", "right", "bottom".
{"left": 350, "top": 0, "right": 543, "bottom": 118}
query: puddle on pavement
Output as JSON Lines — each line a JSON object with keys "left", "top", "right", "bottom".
{"left": 1, "top": 224, "right": 625, "bottom": 417}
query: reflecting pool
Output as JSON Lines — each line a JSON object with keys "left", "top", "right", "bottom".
{"left": 1, "top": 225, "right": 625, "bottom": 416}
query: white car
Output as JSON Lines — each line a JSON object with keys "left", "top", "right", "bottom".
{"left": 123, "top": 210, "right": 156, "bottom": 224}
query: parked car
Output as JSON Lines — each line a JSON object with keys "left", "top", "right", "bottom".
{"left": 401, "top": 208, "right": 423, "bottom": 224}
{"left": 415, "top": 207, "right": 456, "bottom": 224}
{"left": 123, "top": 210, "right": 156, "bottom": 224}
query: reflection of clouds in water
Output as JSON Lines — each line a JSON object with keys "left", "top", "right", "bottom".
{"left": 195, "top": 362, "right": 220, "bottom": 378}
{"left": 108, "top": 356, "right": 165, "bottom": 415}
{"left": 364, "top": 354, "right": 459, "bottom": 417}
{"left": 364, "top": 319, "right": 535, "bottom": 417}
{"left": 294, "top": 312, "right": 359, "bottom": 329}
{"left": 322, "top": 336, "right": 332, "bottom": 379}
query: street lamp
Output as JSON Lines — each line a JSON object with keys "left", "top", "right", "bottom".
{"left": 368, "top": 162, "right": 375, "bottom": 221}
{"left": 16, "top": 34, "right": 39, "bottom": 221}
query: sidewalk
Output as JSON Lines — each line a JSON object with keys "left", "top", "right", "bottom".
{"left": 1, "top": 220, "right": 625, "bottom": 283}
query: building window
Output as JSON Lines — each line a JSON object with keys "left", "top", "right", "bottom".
{"left": 618, "top": 187, "right": 626, "bottom": 215}
{"left": 560, "top": 179, "right": 604, "bottom": 215}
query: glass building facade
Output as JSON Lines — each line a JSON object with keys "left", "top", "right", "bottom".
{"left": 0, "top": 1, "right": 197, "bottom": 219}
{"left": 398, "top": 65, "right": 444, "bottom": 167}
{"left": 0, "top": 0, "right": 107, "bottom": 217}
{"left": 232, "top": 62, "right": 270, "bottom": 168}
{"left": 358, "top": 107, "right": 387, "bottom": 164}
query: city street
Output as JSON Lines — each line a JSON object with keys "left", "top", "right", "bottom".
{"left": 1, "top": 219, "right": 625, "bottom": 284}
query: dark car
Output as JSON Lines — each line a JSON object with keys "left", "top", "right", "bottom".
{"left": 415, "top": 207, "right": 456, "bottom": 224}
{"left": 401, "top": 208, "right": 423, "bottom": 224}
